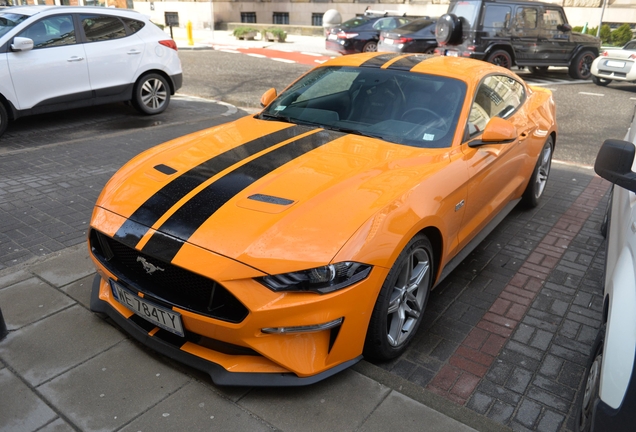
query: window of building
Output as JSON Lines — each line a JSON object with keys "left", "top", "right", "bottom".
{"left": 241, "top": 12, "right": 256, "bottom": 24}
{"left": 273, "top": 12, "right": 289, "bottom": 25}
{"left": 312, "top": 13, "right": 323, "bottom": 27}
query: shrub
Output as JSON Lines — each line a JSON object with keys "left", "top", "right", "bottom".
{"left": 232, "top": 27, "right": 259, "bottom": 39}
{"left": 611, "top": 23, "right": 633, "bottom": 46}
{"left": 262, "top": 28, "right": 287, "bottom": 42}
{"left": 600, "top": 24, "right": 612, "bottom": 44}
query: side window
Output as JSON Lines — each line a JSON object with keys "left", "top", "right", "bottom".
{"left": 513, "top": 7, "right": 538, "bottom": 33}
{"left": 542, "top": 9, "right": 566, "bottom": 37}
{"left": 373, "top": 18, "right": 394, "bottom": 31}
{"left": 81, "top": 14, "right": 127, "bottom": 42}
{"left": 122, "top": 18, "right": 145, "bottom": 34}
{"left": 482, "top": 5, "right": 511, "bottom": 32}
{"left": 18, "top": 15, "right": 76, "bottom": 49}
{"left": 468, "top": 75, "right": 525, "bottom": 137}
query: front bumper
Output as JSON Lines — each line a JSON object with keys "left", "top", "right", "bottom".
{"left": 592, "top": 57, "right": 636, "bottom": 82}
{"left": 90, "top": 275, "right": 360, "bottom": 386}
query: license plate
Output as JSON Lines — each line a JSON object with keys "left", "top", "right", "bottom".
{"left": 606, "top": 60, "right": 625, "bottom": 68}
{"left": 327, "top": 34, "right": 337, "bottom": 41}
{"left": 384, "top": 38, "right": 394, "bottom": 45}
{"left": 446, "top": 50, "right": 459, "bottom": 57}
{"left": 110, "top": 280, "right": 184, "bottom": 337}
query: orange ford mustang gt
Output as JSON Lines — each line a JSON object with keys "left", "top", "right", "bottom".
{"left": 88, "top": 53, "right": 557, "bottom": 386}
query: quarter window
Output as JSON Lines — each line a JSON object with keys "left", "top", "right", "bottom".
{"left": 18, "top": 15, "right": 76, "bottom": 49}
{"left": 81, "top": 14, "right": 127, "bottom": 42}
{"left": 468, "top": 75, "right": 525, "bottom": 136}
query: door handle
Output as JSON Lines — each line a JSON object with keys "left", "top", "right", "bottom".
{"left": 127, "top": 50, "right": 141, "bottom": 55}
{"left": 67, "top": 56, "right": 84, "bottom": 62}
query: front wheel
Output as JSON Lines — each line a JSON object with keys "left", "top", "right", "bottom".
{"left": 522, "top": 136, "right": 553, "bottom": 208}
{"left": 592, "top": 75, "right": 612, "bottom": 86}
{"left": 575, "top": 325, "right": 605, "bottom": 432}
{"left": 132, "top": 73, "right": 171, "bottom": 115}
{"left": 0, "top": 102, "right": 8, "bottom": 138}
{"left": 569, "top": 50, "right": 596, "bottom": 80}
{"left": 486, "top": 50, "right": 512, "bottom": 69}
{"left": 364, "top": 234, "right": 434, "bottom": 361}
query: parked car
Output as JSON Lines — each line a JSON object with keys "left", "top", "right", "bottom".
{"left": 326, "top": 10, "right": 414, "bottom": 55}
{"left": 434, "top": 0, "right": 601, "bottom": 79}
{"left": 0, "top": 6, "right": 182, "bottom": 137}
{"left": 576, "top": 133, "right": 636, "bottom": 431}
{"left": 590, "top": 40, "right": 636, "bottom": 86}
{"left": 89, "top": 52, "right": 557, "bottom": 386}
{"left": 378, "top": 17, "right": 437, "bottom": 54}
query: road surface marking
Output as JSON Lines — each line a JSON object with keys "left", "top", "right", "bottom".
{"left": 578, "top": 91, "right": 604, "bottom": 96}
{"left": 220, "top": 49, "right": 240, "bottom": 54}
{"left": 301, "top": 52, "right": 323, "bottom": 57}
{"left": 247, "top": 53, "right": 266, "bottom": 58}
{"left": 272, "top": 58, "right": 296, "bottom": 63}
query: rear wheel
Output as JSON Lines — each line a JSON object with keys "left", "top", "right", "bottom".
{"left": 522, "top": 136, "right": 553, "bottom": 208}
{"left": 362, "top": 41, "right": 378, "bottom": 52}
{"left": 592, "top": 75, "right": 612, "bottom": 86}
{"left": 0, "top": 103, "right": 7, "bottom": 138}
{"left": 364, "top": 234, "right": 434, "bottom": 361}
{"left": 569, "top": 50, "right": 595, "bottom": 80}
{"left": 486, "top": 50, "right": 512, "bottom": 69}
{"left": 575, "top": 325, "right": 605, "bottom": 432}
{"left": 132, "top": 73, "right": 171, "bottom": 115}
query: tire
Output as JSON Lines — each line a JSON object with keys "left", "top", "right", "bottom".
{"left": 362, "top": 41, "right": 378, "bottom": 52}
{"left": 529, "top": 66, "right": 549, "bottom": 75}
{"left": 600, "top": 188, "right": 612, "bottom": 238}
{"left": 575, "top": 325, "right": 605, "bottom": 432}
{"left": 0, "top": 103, "right": 7, "bottom": 138}
{"left": 363, "top": 234, "right": 434, "bottom": 361}
{"left": 435, "top": 14, "right": 462, "bottom": 46}
{"left": 569, "top": 50, "right": 596, "bottom": 80}
{"left": 522, "top": 136, "right": 553, "bottom": 208}
{"left": 592, "top": 75, "right": 612, "bottom": 87}
{"left": 486, "top": 49, "right": 513, "bottom": 69}
{"left": 132, "top": 73, "right": 171, "bottom": 115}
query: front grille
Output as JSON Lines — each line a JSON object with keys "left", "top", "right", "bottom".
{"left": 90, "top": 229, "right": 249, "bottom": 323}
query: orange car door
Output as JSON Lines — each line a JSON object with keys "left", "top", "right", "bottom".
{"left": 457, "top": 75, "right": 535, "bottom": 250}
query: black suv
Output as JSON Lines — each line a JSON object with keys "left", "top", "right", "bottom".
{"left": 434, "top": 0, "right": 601, "bottom": 79}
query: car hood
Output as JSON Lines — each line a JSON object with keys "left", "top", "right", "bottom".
{"left": 96, "top": 116, "right": 448, "bottom": 274}
{"left": 571, "top": 32, "right": 601, "bottom": 46}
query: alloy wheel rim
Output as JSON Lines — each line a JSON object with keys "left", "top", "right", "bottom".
{"left": 535, "top": 144, "right": 552, "bottom": 198}
{"left": 386, "top": 247, "right": 430, "bottom": 346}
{"left": 141, "top": 78, "right": 167, "bottom": 110}
{"left": 494, "top": 54, "right": 510, "bottom": 68}
{"left": 580, "top": 353, "right": 602, "bottom": 428}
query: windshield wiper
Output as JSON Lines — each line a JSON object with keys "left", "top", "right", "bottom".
{"left": 258, "top": 112, "right": 296, "bottom": 124}
{"left": 322, "top": 125, "right": 385, "bottom": 140}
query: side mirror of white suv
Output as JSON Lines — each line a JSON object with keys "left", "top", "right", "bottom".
{"left": 594, "top": 139, "right": 636, "bottom": 191}
{"left": 11, "top": 37, "right": 34, "bottom": 52}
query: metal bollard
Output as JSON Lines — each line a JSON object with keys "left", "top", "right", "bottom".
{"left": 0, "top": 307, "right": 7, "bottom": 341}
{"left": 187, "top": 20, "right": 194, "bottom": 46}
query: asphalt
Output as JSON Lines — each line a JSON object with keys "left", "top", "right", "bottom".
{"left": 0, "top": 27, "right": 611, "bottom": 432}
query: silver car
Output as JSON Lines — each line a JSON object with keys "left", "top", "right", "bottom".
{"left": 591, "top": 41, "right": 636, "bottom": 86}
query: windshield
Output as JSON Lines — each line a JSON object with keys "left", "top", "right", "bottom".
{"left": 399, "top": 19, "right": 435, "bottom": 32}
{"left": 448, "top": 1, "right": 481, "bottom": 32}
{"left": 259, "top": 66, "right": 466, "bottom": 149}
{"left": 0, "top": 13, "right": 29, "bottom": 39}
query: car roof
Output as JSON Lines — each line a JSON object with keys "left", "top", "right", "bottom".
{"left": 322, "top": 53, "right": 515, "bottom": 84}
{"left": 2, "top": 5, "right": 142, "bottom": 17}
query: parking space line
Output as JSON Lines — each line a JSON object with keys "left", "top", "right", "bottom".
{"left": 578, "top": 92, "right": 604, "bottom": 96}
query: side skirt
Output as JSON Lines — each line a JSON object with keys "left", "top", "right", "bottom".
{"left": 436, "top": 198, "right": 521, "bottom": 286}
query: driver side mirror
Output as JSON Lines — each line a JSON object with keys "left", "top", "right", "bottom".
{"left": 557, "top": 23, "right": 572, "bottom": 32}
{"left": 11, "top": 37, "right": 34, "bottom": 52}
{"left": 468, "top": 117, "right": 517, "bottom": 147}
{"left": 260, "top": 88, "right": 277, "bottom": 108}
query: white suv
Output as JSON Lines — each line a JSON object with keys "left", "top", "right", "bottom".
{"left": 0, "top": 6, "right": 182, "bottom": 137}
{"left": 575, "top": 134, "right": 636, "bottom": 431}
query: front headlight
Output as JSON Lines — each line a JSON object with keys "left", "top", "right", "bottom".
{"left": 256, "top": 262, "right": 372, "bottom": 294}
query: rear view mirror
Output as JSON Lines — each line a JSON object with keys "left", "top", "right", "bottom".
{"left": 595, "top": 139, "right": 636, "bottom": 192}
{"left": 11, "top": 37, "right": 34, "bottom": 52}
{"left": 260, "top": 88, "right": 277, "bottom": 108}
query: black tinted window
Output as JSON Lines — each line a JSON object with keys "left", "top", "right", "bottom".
{"left": 18, "top": 15, "right": 76, "bottom": 49}
{"left": 81, "top": 14, "right": 126, "bottom": 42}
{"left": 483, "top": 5, "right": 511, "bottom": 30}
{"left": 122, "top": 18, "right": 145, "bottom": 34}
{"left": 399, "top": 19, "right": 435, "bottom": 32}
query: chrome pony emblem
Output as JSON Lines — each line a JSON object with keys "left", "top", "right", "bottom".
{"left": 137, "top": 256, "right": 165, "bottom": 275}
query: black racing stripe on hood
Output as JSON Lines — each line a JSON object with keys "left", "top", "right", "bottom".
{"left": 387, "top": 54, "right": 434, "bottom": 71}
{"left": 141, "top": 129, "right": 344, "bottom": 262}
{"left": 113, "top": 125, "right": 313, "bottom": 248}
{"left": 359, "top": 53, "right": 401, "bottom": 68}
